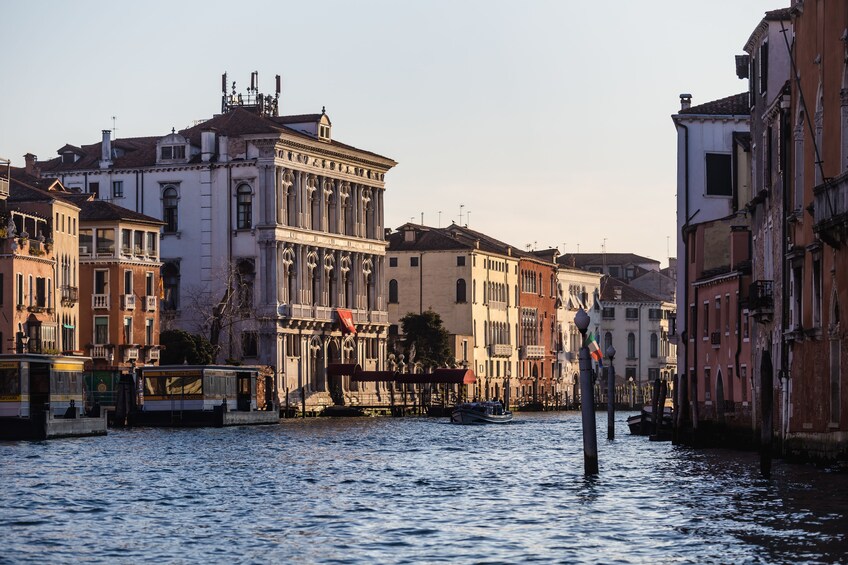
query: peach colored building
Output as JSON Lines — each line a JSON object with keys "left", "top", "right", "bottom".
{"left": 71, "top": 198, "right": 163, "bottom": 371}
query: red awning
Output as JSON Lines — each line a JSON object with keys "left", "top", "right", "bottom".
{"left": 351, "top": 370, "right": 398, "bottom": 382}
{"left": 396, "top": 369, "right": 476, "bottom": 385}
{"left": 336, "top": 309, "right": 356, "bottom": 334}
{"left": 326, "top": 363, "right": 362, "bottom": 377}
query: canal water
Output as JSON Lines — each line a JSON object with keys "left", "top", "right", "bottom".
{"left": 2, "top": 411, "right": 847, "bottom": 564}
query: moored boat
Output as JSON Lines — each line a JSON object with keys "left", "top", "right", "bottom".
{"left": 450, "top": 401, "right": 513, "bottom": 424}
{"left": 627, "top": 405, "right": 673, "bottom": 436}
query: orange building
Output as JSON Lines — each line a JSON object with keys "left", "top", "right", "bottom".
{"left": 517, "top": 251, "right": 560, "bottom": 407}
{"left": 71, "top": 198, "right": 164, "bottom": 371}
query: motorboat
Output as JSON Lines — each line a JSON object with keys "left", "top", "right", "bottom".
{"left": 450, "top": 401, "right": 513, "bottom": 424}
{"left": 627, "top": 405, "right": 673, "bottom": 436}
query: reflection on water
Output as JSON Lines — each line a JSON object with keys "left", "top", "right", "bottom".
{"left": 1, "top": 412, "right": 846, "bottom": 563}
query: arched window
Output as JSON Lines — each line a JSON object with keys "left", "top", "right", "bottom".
{"left": 650, "top": 333, "right": 658, "bottom": 358}
{"left": 627, "top": 332, "right": 636, "bottom": 359}
{"left": 456, "top": 279, "right": 467, "bottom": 303}
{"left": 389, "top": 279, "right": 399, "bottom": 304}
{"left": 604, "top": 332, "right": 612, "bottom": 353}
{"left": 163, "top": 187, "right": 178, "bottom": 233}
{"left": 236, "top": 184, "right": 252, "bottom": 230}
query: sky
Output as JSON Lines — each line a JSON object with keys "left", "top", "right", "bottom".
{"left": 0, "top": 0, "right": 784, "bottom": 267}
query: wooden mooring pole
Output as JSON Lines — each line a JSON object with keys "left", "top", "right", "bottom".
{"left": 576, "top": 309, "right": 598, "bottom": 475}
{"left": 606, "top": 345, "right": 616, "bottom": 440}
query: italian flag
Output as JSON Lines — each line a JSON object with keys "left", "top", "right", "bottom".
{"left": 586, "top": 332, "right": 603, "bottom": 365}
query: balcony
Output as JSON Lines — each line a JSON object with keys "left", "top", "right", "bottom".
{"left": 61, "top": 286, "right": 79, "bottom": 305}
{"left": 521, "top": 345, "right": 546, "bottom": 359}
{"left": 489, "top": 343, "right": 512, "bottom": 357}
{"left": 314, "top": 305, "right": 333, "bottom": 321}
{"left": 145, "top": 296, "right": 157, "bottom": 311}
{"left": 710, "top": 332, "right": 721, "bottom": 347}
{"left": 146, "top": 348, "right": 160, "bottom": 362}
{"left": 748, "top": 280, "right": 774, "bottom": 323}
{"left": 0, "top": 176, "right": 8, "bottom": 198}
{"left": 92, "top": 294, "right": 109, "bottom": 309}
{"left": 90, "top": 345, "right": 110, "bottom": 359}
{"left": 488, "top": 300, "right": 507, "bottom": 312}
{"left": 658, "top": 355, "right": 678, "bottom": 365}
{"left": 369, "top": 310, "right": 388, "bottom": 324}
{"left": 813, "top": 170, "right": 848, "bottom": 248}
{"left": 291, "top": 304, "right": 313, "bottom": 318}
{"left": 121, "top": 294, "right": 136, "bottom": 310}
{"left": 123, "top": 346, "right": 139, "bottom": 361}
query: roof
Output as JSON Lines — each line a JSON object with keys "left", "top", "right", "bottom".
{"left": 677, "top": 92, "right": 749, "bottom": 116}
{"left": 37, "top": 107, "right": 395, "bottom": 173}
{"left": 73, "top": 198, "right": 164, "bottom": 225}
{"left": 599, "top": 275, "right": 664, "bottom": 303}
{"left": 558, "top": 252, "right": 659, "bottom": 268}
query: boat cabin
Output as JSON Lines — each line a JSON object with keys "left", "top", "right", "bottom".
{"left": 135, "top": 365, "right": 278, "bottom": 427}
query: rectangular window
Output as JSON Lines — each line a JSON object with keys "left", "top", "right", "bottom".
{"left": 648, "top": 308, "right": 662, "bottom": 320}
{"left": 758, "top": 40, "right": 769, "bottom": 95}
{"left": 94, "top": 316, "right": 109, "bottom": 344}
{"left": 626, "top": 308, "right": 638, "bottom": 320}
{"left": 457, "top": 256, "right": 466, "bottom": 266}
{"left": 743, "top": 310, "right": 750, "bottom": 339}
{"left": 242, "top": 332, "right": 258, "bottom": 357}
{"left": 112, "top": 180, "right": 124, "bottom": 198}
{"left": 724, "top": 294, "right": 730, "bottom": 333}
{"left": 410, "top": 257, "right": 419, "bottom": 267}
{"left": 94, "top": 270, "right": 109, "bottom": 295}
{"left": 96, "top": 228, "right": 115, "bottom": 255}
{"left": 124, "top": 317, "right": 132, "bottom": 344}
{"left": 741, "top": 366, "right": 748, "bottom": 402}
{"left": 705, "top": 153, "right": 733, "bottom": 196}
{"left": 602, "top": 307, "right": 615, "bottom": 319}
{"left": 389, "top": 257, "right": 397, "bottom": 267}
{"left": 609, "top": 266, "right": 620, "bottom": 278}
{"left": 146, "top": 232, "right": 157, "bottom": 257}
{"left": 715, "top": 298, "right": 721, "bottom": 334}
{"left": 121, "top": 229, "right": 132, "bottom": 254}
{"left": 146, "top": 272, "right": 154, "bottom": 296}
{"left": 145, "top": 319, "right": 154, "bottom": 346}
{"left": 79, "top": 229, "right": 93, "bottom": 255}
{"left": 704, "top": 368, "right": 712, "bottom": 401}
{"left": 134, "top": 231, "right": 144, "bottom": 255}
{"left": 35, "top": 277, "right": 46, "bottom": 308}
{"left": 16, "top": 273, "right": 23, "bottom": 306}
{"left": 124, "top": 270, "right": 133, "bottom": 294}
{"left": 703, "top": 302, "right": 710, "bottom": 338}
{"left": 89, "top": 182, "right": 100, "bottom": 198}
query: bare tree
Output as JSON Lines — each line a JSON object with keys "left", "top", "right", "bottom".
{"left": 181, "top": 258, "right": 258, "bottom": 362}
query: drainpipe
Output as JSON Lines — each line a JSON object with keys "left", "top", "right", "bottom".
{"left": 673, "top": 113, "right": 692, "bottom": 429}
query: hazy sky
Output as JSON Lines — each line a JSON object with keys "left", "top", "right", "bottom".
{"left": 0, "top": 1, "right": 783, "bottom": 266}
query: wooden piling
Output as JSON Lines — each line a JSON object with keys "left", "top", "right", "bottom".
{"left": 760, "top": 351, "right": 773, "bottom": 478}
{"left": 579, "top": 346, "right": 598, "bottom": 475}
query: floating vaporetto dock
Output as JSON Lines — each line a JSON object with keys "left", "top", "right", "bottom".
{"left": 0, "top": 354, "right": 107, "bottom": 440}
{"left": 133, "top": 365, "right": 279, "bottom": 427}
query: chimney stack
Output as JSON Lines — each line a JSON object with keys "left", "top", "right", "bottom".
{"left": 100, "top": 130, "right": 113, "bottom": 169}
{"left": 679, "top": 93, "right": 692, "bottom": 111}
{"left": 201, "top": 130, "right": 216, "bottom": 162}
{"left": 730, "top": 226, "right": 750, "bottom": 268}
{"left": 24, "top": 153, "right": 38, "bottom": 177}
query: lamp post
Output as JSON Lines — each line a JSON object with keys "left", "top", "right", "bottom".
{"left": 575, "top": 308, "right": 598, "bottom": 475}
{"left": 606, "top": 345, "right": 616, "bottom": 440}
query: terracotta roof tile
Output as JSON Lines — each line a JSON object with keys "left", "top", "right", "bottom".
{"left": 678, "top": 92, "right": 749, "bottom": 116}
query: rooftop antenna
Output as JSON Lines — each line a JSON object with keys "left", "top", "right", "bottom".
{"left": 466, "top": 211, "right": 471, "bottom": 227}
{"left": 420, "top": 212, "right": 424, "bottom": 225}
{"left": 666, "top": 236, "right": 670, "bottom": 261}
{"left": 438, "top": 211, "right": 442, "bottom": 228}
{"left": 459, "top": 204, "right": 464, "bottom": 227}
{"left": 111, "top": 116, "right": 117, "bottom": 140}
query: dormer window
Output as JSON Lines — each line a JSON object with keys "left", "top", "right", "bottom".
{"left": 318, "top": 111, "right": 331, "bottom": 142}
{"left": 161, "top": 145, "right": 185, "bottom": 160}
{"left": 319, "top": 125, "right": 330, "bottom": 141}
{"left": 156, "top": 131, "right": 190, "bottom": 164}
{"left": 62, "top": 152, "right": 76, "bottom": 164}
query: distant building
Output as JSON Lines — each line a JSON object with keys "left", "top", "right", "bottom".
{"left": 558, "top": 252, "right": 660, "bottom": 283}
{"left": 556, "top": 265, "right": 602, "bottom": 400}
{"left": 36, "top": 73, "right": 397, "bottom": 410}
{"left": 597, "top": 276, "right": 677, "bottom": 398}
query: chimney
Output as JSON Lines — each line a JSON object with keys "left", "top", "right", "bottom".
{"left": 218, "top": 135, "right": 229, "bottom": 162}
{"left": 614, "top": 287, "right": 622, "bottom": 301}
{"left": 730, "top": 226, "right": 750, "bottom": 268}
{"left": 201, "top": 130, "right": 216, "bottom": 162}
{"left": 679, "top": 93, "right": 692, "bottom": 111}
{"left": 100, "top": 130, "right": 112, "bottom": 169}
{"left": 24, "top": 153, "right": 38, "bottom": 177}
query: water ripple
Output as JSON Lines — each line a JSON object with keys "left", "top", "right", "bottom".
{"left": 1, "top": 412, "right": 847, "bottom": 563}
